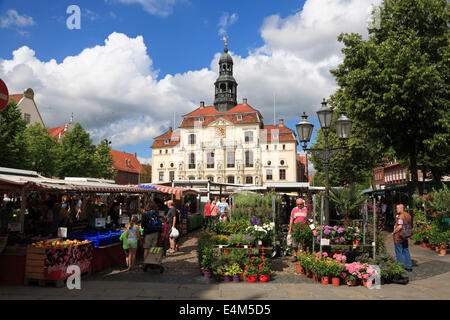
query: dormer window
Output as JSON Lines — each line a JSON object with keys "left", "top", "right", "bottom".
{"left": 164, "top": 139, "right": 169, "bottom": 145}
{"left": 199, "top": 117, "right": 205, "bottom": 123}
{"left": 237, "top": 115, "right": 242, "bottom": 121}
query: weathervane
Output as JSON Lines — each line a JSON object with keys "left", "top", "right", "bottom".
{"left": 221, "top": 36, "right": 228, "bottom": 48}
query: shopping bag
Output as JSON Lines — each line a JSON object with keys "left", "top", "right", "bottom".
{"left": 169, "top": 227, "right": 179, "bottom": 239}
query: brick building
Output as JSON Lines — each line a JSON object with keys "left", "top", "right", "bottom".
{"left": 110, "top": 150, "right": 141, "bottom": 185}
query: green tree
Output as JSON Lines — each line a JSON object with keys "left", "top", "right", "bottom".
{"left": 140, "top": 164, "right": 152, "bottom": 183}
{"left": 55, "top": 122, "right": 96, "bottom": 178}
{"left": 93, "top": 139, "right": 116, "bottom": 179}
{"left": 24, "top": 123, "right": 58, "bottom": 177}
{"left": 0, "top": 100, "right": 28, "bottom": 169}
{"left": 330, "top": 0, "right": 449, "bottom": 193}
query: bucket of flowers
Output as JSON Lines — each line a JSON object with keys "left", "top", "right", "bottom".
{"left": 343, "top": 262, "right": 362, "bottom": 286}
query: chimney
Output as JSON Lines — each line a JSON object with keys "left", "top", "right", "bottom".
{"left": 279, "top": 119, "right": 284, "bottom": 127}
{"left": 169, "top": 126, "right": 172, "bottom": 132}
{"left": 243, "top": 98, "right": 247, "bottom": 105}
{"left": 200, "top": 101, "right": 205, "bottom": 108}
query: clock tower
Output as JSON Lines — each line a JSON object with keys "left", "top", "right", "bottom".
{"left": 213, "top": 40, "right": 238, "bottom": 112}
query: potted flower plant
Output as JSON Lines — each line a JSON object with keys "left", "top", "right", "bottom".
{"left": 329, "top": 260, "right": 345, "bottom": 287}
{"left": 258, "top": 264, "right": 271, "bottom": 282}
{"left": 343, "top": 262, "right": 361, "bottom": 286}
{"left": 245, "top": 264, "right": 259, "bottom": 283}
{"left": 226, "top": 263, "right": 242, "bottom": 283}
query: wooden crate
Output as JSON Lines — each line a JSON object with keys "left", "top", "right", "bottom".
{"left": 25, "top": 246, "right": 46, "bottom": 280}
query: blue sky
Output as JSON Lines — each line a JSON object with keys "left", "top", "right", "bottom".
{"left": 0, "top": 0, "right": 379, "bottom": 166}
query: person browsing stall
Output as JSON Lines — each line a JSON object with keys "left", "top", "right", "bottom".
{"left": 288, "top": 198, "right": 308, "bottom": 262}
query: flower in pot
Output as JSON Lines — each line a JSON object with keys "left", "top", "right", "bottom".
{"left": 343, "top": 262, "right": 362, "bottom": 286}
{"left": 258, "top": 264, "right": 271, "bottom": 282}
{"left": 225, "top": 263, "right": 242, "bottom": 283}
{"left": 245, "top": 264, "right": 259, "bottom": 283}
{"left": 329, "top": 260, "right": 345, "bottom": 287}
{"left": 328, "top": 183, "right": 368, "bottom": 228}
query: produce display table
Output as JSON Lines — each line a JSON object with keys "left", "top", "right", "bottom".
{"left": 92, "top": 242, "right": 125, "bottom": 272}
{"left": 0, "top": 253, "right": 25, "bottom": 286}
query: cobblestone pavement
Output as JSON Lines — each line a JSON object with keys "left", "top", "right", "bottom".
{"left": 1, "top": 230, "right": 449, "bottom": 299}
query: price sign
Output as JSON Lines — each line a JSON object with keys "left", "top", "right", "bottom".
{"left": 8, "top": 223, "right": 21, "bottom": 232}
{"left": 58, "top": 227, "right": 68, "bottom": 238}
{"left": 309, "top": 224, "right": 316, "bottom": 230}
{"left": 244, "top": 245, "right": 248, "bottom": 249}
{"left": 95, "top": 218, "right": 106, "bottom": 228}
{"left": 120, "top": 216, "right": 129, "bottom": 225}
{"left": 320, "top": 238, "right": 330, "bottom": 246}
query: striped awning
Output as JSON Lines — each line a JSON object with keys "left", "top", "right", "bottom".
{"left": 139, "top": 184, "right": 198, "bottom": 196}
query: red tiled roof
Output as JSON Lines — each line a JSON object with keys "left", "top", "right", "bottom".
{"left": 151, "top": 129, "right": 180, "bottom": 148}
{"left": 8, "top": 94, "right": 24, "bottom": 104}
{"left": 180, "top": 104, "right": 263, "bottom": 128}
{"left": 261, "top": 125, "right": 297, "bottom": 142}
{"left": 48, "top": 126, "right": 66, "bottom": 138}
{"left": 110, "top": 149, "right": 141, "bottom": 174}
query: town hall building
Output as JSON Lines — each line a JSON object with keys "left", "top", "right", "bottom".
{"left": 151, "top": 44, "right": 301, "bottom": 185}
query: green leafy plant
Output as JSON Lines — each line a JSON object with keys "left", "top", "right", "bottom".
{"left": 328, "top": 183, "right": 368, "bottom": 227}
{"left": 244, "top": 264, "right": 259, "bottom": 276}
{"left": 225, "top": 263, "right": 242, "bottom": 276}
{"left": 211, "top": 234, "right": 229, "bottom": 246}
{"left": 291, "top": 222, "right": 313, "bottom": 249}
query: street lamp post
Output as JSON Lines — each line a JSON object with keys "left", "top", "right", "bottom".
{"left": 296, "top": 98, "right": 352, "bottom": 225}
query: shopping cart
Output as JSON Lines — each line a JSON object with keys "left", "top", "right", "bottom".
{"left": 143, "top": 247, "right": 164, "bottom": 273}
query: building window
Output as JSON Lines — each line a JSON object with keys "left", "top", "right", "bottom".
{"left": 244, "top": 131, "right": 253, "bottom": 143}
{"left": 188, "top": 176, "right": 195, "bottom": 180}
{"left": 164, "top": 139, "right": 169, "bottom": 145}
{"left": 266, "top": 145, "right": 269, "bottom": 150}
{"left": 237, "top": 115, "right": 242, "bottom": 121}
{"left": 274, "top": 145, "right": 277, "bottom": 150}
{"left": 160, "top": 163, "right": 163, "bottom": 168}
{"left": 267, "top": 160, "right": 271, "bottom": 166}
{"left": 245, "top": 151, "right": 253, "bottom": 167}
{"left": 159, "top": 172, "right": 164, "bottom": 181}
{"left": 266, "top": 170, "right": 273, "bottom": 180}
{"left": 188, "top": 134, "right": 196, "bottom": 145}
{"left": 227, "top": 151, "right": 235, "bottom": 168}
{"left": 246, "top": 176, "right": 253, "bottom": 184}
{"left": 165, "top": 149, "right": 168, "bottom": 154}
{"left": 279, "top": 169, "right": 286, "bottom": 180}
{"left": 207, "top": 152, "right": 215, "bottom": 168}
{"left": 280, "top": 160, "right": 285, "bottom": 165}
{"left": 24, "top": 113, "right": 31, "bottom": 124}
{"left": 227, "top": 176, "right": 235, "bottom": 184}
{"left": 159, "top": 150, "right": 162, "bottom": 154}
{"left": 170, "top": 163, "right": 174, "bottom": 168}
{"left": 199, "top": 117, "right": 205, "bottom": 123}
{"left": 169, "top": 171, "right": 175, "bottom": 181}
{"left": 207, "top": 176, "right": 214, "bottom": 182}
{"left": 189, "top": 153, "right": 195, "bottom": 169}
{"left": 283, "top": 144, "right": 286, "bottom": 150}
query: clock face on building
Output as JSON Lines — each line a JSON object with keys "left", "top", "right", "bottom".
{"left": 216, "top": 126, "right": 226, "bottom": 137}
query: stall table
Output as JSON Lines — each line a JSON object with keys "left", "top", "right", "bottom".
{"left": 92, "top": 243, "right": 125, "bottom": 272}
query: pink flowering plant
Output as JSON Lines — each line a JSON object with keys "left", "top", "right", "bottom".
{"left": 342, "top": 262, "right": 375, "bottom": 281}
{"left": 313, "top": 225, "right": 347, "bottom": 244}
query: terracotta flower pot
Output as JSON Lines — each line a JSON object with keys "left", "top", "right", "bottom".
{"left": 421, "top": 242, "right": 427, "bottom": 248}
{"left": 312, "top": 274, "right": 318, "bottom": 281}
{"left": 347, "top": 279, "right": 358, "bottom": 286}
{"left": 352, "top": 240, "right": 359, "bottom": 246}
{"left": 305, "top": 270, "right": 312, "bottom": 278}
{"left": 247, "top": 275, "right": 258, "bottom": 283}
{"left": 426, "top": 243, "right": 431, "bottom": 249}
{"left": 362, "top": 280, "right": 367, "bottom": 287}
{"left": 295, "top": 262, "right": 304, "bottom": 274}
{"left": 224, "top": 250, "right": 229, "bottom": 255}
{"left": 321, "top": 276, "right": 329, "bottom": 285}
{"left": 331, "top": 277, "right": 340, "bottom": 287}
{"left": 259, "top": 275, "right": 270, "bottom": 282}
{"left": 440, "top": 249, "right": 447, "bottom": 256}
{"left": 435, "top": 246, "right": 440, "bottom": 252}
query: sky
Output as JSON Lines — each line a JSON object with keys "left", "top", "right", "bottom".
{"left": 0, "top": 0, "right": 382, "bottom": 173}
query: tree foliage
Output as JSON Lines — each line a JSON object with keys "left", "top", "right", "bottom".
{"left": 24, "top": 123, "right": 58, "bottom": 177}
{"left": 0, "top": 100, "right": 28, "bottom": 169}
{"left": 329, "top": 0, "right": 449, "bottom": 190}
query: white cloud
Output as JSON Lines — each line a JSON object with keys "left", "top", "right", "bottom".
{"left": 0, "top": 0, "right": 381, "bottom": 150}
{"left": 138, "top": 156, "right": 152, "bottom": 165}
{"left": 218, "top": 12, "right": 238, "bottom": 36}
{"left": 115, "top": 0, "right": 178, "bottom": 17}
{"left": 0, "top": 9, "right": 35, "bottom": 29}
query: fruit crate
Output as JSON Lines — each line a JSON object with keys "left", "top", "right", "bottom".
{"left": 25, "top": 241, "right": 93, "bottom": 286}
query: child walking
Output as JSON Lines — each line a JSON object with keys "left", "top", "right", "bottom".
{"left": 126, "top": 216, "right": 142, "bottom": 271}
{"left": 119, "top": 223, "right": 129, "bottom": 269}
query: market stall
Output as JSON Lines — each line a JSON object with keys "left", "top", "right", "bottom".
{"left": 0, "top": 167, "right": 159, "bottom": 285}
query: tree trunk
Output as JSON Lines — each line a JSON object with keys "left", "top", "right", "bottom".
{"left": 410, "top": 149, "right": 420, "bottom": 196}
{"left": 343, "top": 211, "right": 352, "bottom": 228}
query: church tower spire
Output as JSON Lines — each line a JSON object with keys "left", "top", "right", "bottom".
{"left": 214, "top": 38, "right": 238, "bottom": 112}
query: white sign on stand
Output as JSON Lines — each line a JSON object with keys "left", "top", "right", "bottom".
{"left": 309, "top": 224, "right": 316, "bottom": 230}
{"left": 95, "top": 218, "right": 106, "bottom": 228}
{"left": 320, "top": 239, "right": 330, "bottom": 246}
{"left": 58, "top": 227, "right": 68, "bottom": 238}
